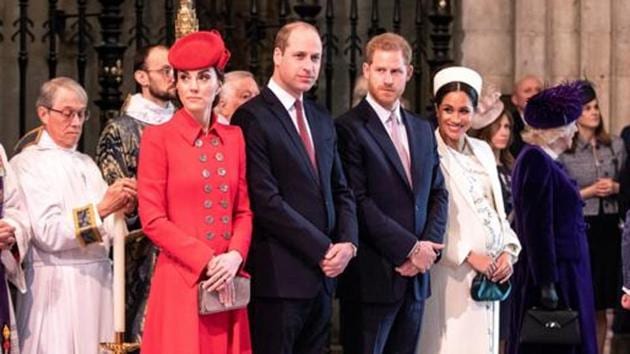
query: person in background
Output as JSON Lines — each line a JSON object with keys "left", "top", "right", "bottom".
{"left": 469, "top": 85, "right": 518, "bottom": 354}
{"left": 215, "top": 70, "right": 259, "bottom": 125}
{"left": 558, "top": 81, "right": 626, "bottom": 354}
{"left": 0, "top": 144, "right": 30, "bottom": 354}
{"left": 509, "top": 81, "right": 597, "bottom": 354}
{"left": 12, "top": 77, "right": 135, "bottom": 354}
{"left": 95, "top": 43, "right": 176, "bottom": 343}
{"left": 509, "top": 75, "right": 542, "bottom": 157}
{"left": 417, "top": 66, "right": 520, "bottom": 354}
{"left": 137, "top": 30, "right": 253, "bottom": 354}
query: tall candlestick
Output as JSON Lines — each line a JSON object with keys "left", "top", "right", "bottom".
{"left": 113, "top": 213, "right": 126, "bottom": 332}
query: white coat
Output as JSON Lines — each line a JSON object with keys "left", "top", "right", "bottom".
{"left": 417, "top": 132, "right": 521, "bottom": 354}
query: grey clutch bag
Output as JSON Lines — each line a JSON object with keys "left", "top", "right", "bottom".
{"left": 198, "top": 275, "right": 251, "bottom": 315}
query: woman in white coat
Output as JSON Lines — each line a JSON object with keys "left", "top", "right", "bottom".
{"left": 417, "top": 67, "right": 521, "bottom": 354}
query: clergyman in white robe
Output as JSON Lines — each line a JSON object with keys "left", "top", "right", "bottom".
{"left": 11, "top": 130, "right": 122, "bottom": 354}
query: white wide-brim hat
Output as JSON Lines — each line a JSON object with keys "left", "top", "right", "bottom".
{"left": 433, "top": 66, "right": 483, "bottom": 97}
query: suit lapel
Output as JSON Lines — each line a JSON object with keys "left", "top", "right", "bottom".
{"left": 403, "top": 111, "right": 422, "bottom": 196}
{"left": 262, "top": 88, "right": 319, "bottom": 185}
{"left": 303, "top": 101, "right": 325, "bottom": 186}
{"left": 468, "top": 139, "right": 503, "bottom": 212}
{"left": 435, "top": 131, "right": 478, "bottom": 213}
{"left": 361, "top": 100, "right": 412, "bottom": 192}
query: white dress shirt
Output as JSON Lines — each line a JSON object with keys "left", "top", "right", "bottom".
{"left": 268, "top": 78, "right": 314, "bottom": 147}
{"left": 365, "top": 93, "right": 410, "bottom": 156}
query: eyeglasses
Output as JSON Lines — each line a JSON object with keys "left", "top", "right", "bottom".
{"left": 46, "top": 107, "right": 90, "bottom": 122}
{"left": 144, "top": 66, "right": 174, "bottom": 77}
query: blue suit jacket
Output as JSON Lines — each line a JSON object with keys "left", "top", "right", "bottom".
{"left": 231, "top": 87, "right": 358, "bottom": 299}
{"left": 335, "top": 99, "right": 448, "bottom": 303}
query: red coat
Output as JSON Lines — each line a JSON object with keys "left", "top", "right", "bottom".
{"left": 138, "top": 109, "right": 252, "bottom": 354}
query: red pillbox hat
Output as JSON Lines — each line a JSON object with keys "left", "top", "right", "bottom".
{"left": 168, "top": 30, "right": 231, "bottom": 71}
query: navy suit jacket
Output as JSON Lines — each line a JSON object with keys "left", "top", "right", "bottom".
{"left": 231, "top": 87, "right": 358, "bottom": 299}
{"left": 335, "top": 99, "right": 448, "bottom": 303}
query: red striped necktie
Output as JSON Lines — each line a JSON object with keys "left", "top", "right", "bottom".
{"left": 294, "top": 99, "right": 318, "bottom": 175}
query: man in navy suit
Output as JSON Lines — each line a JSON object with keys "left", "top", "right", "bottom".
{"left": 335, "top": 33, "right": 448, "bottom": 354}
{"left": 231, "top": 21, "right": 358, "bottom": 354}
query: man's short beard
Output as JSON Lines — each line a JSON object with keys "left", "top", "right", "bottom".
{"left": 148, "top": 85, "right": 176, "bottom": 103}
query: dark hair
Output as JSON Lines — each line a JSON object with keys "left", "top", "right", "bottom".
{"left": 578, "top": 80, "right": 597, "bottom": 105}
{"left": 565, "top": 82, "right": 612, "bottom": 153}
{"left": 173, "top": 67, "right": 225, "bottom": 108}
{"left": 469, "top": 110, "right": 515, "bottom": 169}
{"left": 434, "top": 81, "right": 479, "bottom": 108}
{"left": 133, "top": 44, "right": 169, "bottom": 72}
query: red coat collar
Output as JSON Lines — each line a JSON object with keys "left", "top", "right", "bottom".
{"left": 173, "top": 108, "right": 227, "bottom": 146}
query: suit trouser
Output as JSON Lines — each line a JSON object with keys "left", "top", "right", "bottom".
{"left": 340, "top": 286, "right": 425, "bottom": 354}
{"left": 248, "top": 288, "right": 332, "bottom": 354}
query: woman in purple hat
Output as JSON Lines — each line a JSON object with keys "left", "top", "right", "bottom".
{"left": 509, "top": 81, "right": 597, "bottom": 354}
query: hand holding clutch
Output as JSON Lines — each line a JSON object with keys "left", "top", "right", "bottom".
{"left": 216, "top": 279, "right": 236, "bottom": 307}
{"left": 202, "top": 250, "right": 243, "bottom": 292}
{"left": 198, "top": 275, "right": 251, "bottom": 315}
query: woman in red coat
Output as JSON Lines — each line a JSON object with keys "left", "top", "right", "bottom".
{"left": 137, "top": 30, "right": 252, "bottom": 354}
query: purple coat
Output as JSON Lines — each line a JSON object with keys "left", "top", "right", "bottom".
{"left": 509, "top": 145, "right": 596, "bottom": 354}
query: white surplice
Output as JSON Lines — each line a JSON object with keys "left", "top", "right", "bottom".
{"left": 11, "top": 131, "right": 118, "bottom": 354}
{"left": 0, "top": 144, "right": 30, "bottom": 354}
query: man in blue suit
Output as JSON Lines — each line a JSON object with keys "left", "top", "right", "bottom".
{"left": 231, "top": 21, "right": 358, "bottom": 354}
{"left": 335, "top": 33, "right": 448, "bottom": 354}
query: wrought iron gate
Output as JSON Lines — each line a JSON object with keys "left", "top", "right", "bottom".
{"left": 0, "top": 0, "right": 455, "bottom": 154}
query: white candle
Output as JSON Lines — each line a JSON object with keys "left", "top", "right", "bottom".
{"left": 113, "top": 213, "right": 126, "bottom": 332}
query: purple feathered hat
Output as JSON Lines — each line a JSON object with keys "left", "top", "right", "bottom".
{"left": 524, "top": 81, "right": 585, "bottom": 129}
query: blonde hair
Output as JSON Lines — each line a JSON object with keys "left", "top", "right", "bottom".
{"left": 521, "top": 124, "right": 575, "bottom": 146}
{"left": 364, "top": 32, "right": 412, "bottom": 65}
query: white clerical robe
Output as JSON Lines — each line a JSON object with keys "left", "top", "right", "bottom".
{"left": 0, "top": 144, "right": 30, "bottom": 354}
{"left": 11, "top": 131, "right": 119, "bottom": 354}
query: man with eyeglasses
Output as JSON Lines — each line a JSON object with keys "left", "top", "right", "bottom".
{"left": 10, "top": 77, "right": 136, "bottom": 354}
{"left": 95, "top": 44, "right": 176, "bottom": 344}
